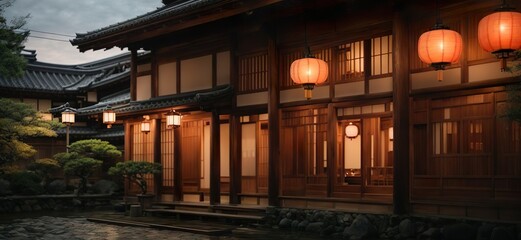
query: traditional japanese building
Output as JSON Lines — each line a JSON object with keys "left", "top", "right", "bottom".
{"left": 0, "top": 50, "right": 131, "bottom": 158}
{"left": 70, "top": 0, "right": 521, "bottom": 221}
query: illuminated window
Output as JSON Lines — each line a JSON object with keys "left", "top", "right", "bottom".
{"left": 371, "top": 35, "right": 393, "bottom": 76}
{"left": 337, "top": 40, "right": 364, "bottom": 81}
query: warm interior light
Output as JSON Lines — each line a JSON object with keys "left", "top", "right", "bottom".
{"left": 61, "top": 109, "right": 75, "bottom": 124}
{"left": 141, "top": 115, "right": 150, "bottom": 133}
{"left": 478, "top": 9, "right": 521, "bottom": 70}
{"left": 389, "top": 127, "right": 394, "bottom": 141}
{"left": 290, "top": 57, "right": 329, "bottom": 99}
{"left": 102, "top": 107, "right": 116, "bottom": 129}
{"left": 418, "top": 27, "right": 462, "bottom": 81}
{"left": 345, "top": 122, "right": 359, "bottom": 139}
{"left": 166, "top": 109, "right": 181, "bottom": 129}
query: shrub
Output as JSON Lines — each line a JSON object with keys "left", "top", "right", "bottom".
{"left": 91, "top": 179, "right": 118, "bottom": 194}
{"left": 47, "top": 179, "right": 66, "bottom": 194}
{"left": 108, "top": 161, "right": 161, "bottom": 195}
{"left": 7, "top": 171, "right": 44, "bottom": 195}
{"left": 27, "top": 158, "right": 60, "bottom": 186}
{"left": 62, "top": 157, "right": 102, "bottom": 196}
{"left": 0, "top": 178, "right": 11, "bottom": 196}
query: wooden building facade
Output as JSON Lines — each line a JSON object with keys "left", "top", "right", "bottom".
{"left": 72, "top": 0, "right": 521, "bottom": 221}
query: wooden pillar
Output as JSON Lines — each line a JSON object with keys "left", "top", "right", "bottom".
{"left": 327, "top": 104, "right": 337, "bottom": 197}
{"left": 392, "top": 6, "right": 411, "bottom": 214}
{"left": 130, "top": 49, "right": 137, "bottom": 101}
{"left": 210, "top": 109, "right": 221, "bottom": 205}
{"left": 229, "top": 114, "right": 242, "bottom": 204}
{"left": 173, "top": 125, "right": 183, "bottom": 201}
{"left": 267, "top": 28, "right": 280, "bottom": 207}
{"left": 153, "top": 118, "right": 162, "bottom": 196}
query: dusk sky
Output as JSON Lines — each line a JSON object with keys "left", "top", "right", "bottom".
{"left": 5, "top": 0, "right": 163, "bottom": 64}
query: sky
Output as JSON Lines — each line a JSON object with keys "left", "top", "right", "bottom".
{"left": 4, "top": 0, "right": 163, "bottom": 64}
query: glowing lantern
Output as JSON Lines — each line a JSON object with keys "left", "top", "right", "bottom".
{"left": 166, "top": 109, "right": 181, "bottom": 129}
{"left": 345, "top": 122, "right": 359, "bottom": 139}
{"left": 418, "top": 24, "right": 463, "bottom": 81}
{"left": 141, "top": 115, "right": 150, "bottom": 133}
{"left": 102, "top": 106, "right": 116, "bottom": 129}
{"left": 478, "top": 3, "right": 521, "bottom": 71}
{"left": 290, "top": 56, "right": 328, "bottom": 99}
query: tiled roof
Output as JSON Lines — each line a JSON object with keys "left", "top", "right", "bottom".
{"left": 71, "top": 0, "right": 220, "bottom": 46}
{"left": 56, "top": 125, "right": 124, "bottom": 140}
{"left": 74, "top": 89, "right": 130, "bottom": 116}
{"left": 0, "top": 51, "right": 130, "bottom": 93}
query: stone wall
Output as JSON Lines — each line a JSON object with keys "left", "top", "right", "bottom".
{"left": 0, "top": 195, "right": 114, "bottom": 213}
{"left": 265, "top": 207, "right": 521, "bottom": 240}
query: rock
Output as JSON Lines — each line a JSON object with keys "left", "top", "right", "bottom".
{"left": 279, "top": 218, "right": 292, "bottom": 229}
{"left": 419, "top": 227, "right": 441, "bottom": 240}
{"left": 343, "top": 215, "right": 377, "bottom": 240}
{"left": 298, "top": 220, "right": 309, "bottom": 231}
{"left": 343, "top": 214, "right": 354, "bottom": 226}
{"left": 305, "top": 222, "right": 324, "bottom": 233}
{"left": 91, "top": 180, "right": 118, "bottom": 194}
{"left": 477, "top": 223, "right": 495, "bottom": 240}
{"left": 399, "top": 218, "right": 416, "bottom": 238}
{"left": 442, "top": 223, "right": 476, "bottom": 240}
{"left": 47, "top": 180, "right": 66, "bottom": 194}
{"left": 291, "top": 220, "right": 299, "bottom": 230}
{"left": 389, "top": 214, "right": 401, "bottom": 227}
{"left": 491, "top": 226, "right": 515, "bottom": 240}
{"left": 321, "top": 225, "right": 336, "bottom": 236}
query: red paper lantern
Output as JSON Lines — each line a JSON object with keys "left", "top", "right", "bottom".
{"left": 290, "top": 57, "right": 328, "bottom": 99}
{"left": 478, "top": 9, "right": 521, "bottom": 70}
{"left": 418, "top": 26, "right": 463, "bottom": 81}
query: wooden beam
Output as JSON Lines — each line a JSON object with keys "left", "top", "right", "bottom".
{"left": 173, "top": 124, "right": 183, "bottom": 201}
{"left": 327, "top": 103, "right": 337, "bottom": 197}
{"left": 210, "top": 109, "right": 221, "bottom": 205}
{"left": 153, "top": 118, "right": 162, "bottom": 196}
{"left": 130, "top": 49, "right": 137, "bottom": 101}
{"left": 267, "top": 28, "right": 280, "bottom": 207}
{"left": 229, "top": 114, "right": 241, "bottom": 204}
{"left": 392, "top": 6, "right": 410, "bottom": 214}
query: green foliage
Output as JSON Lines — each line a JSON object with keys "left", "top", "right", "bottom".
{"left": 503, "top": 50, "right": 521, "bottom": 123}
{"left": 27, "top": 158, "right": 60, "bottom": 186}
{"left": 62, "top": 157, "right": 102, "bottom": 196}
{"left": 68, "top": 139, "right": 122, "bottom": 162}
{"left": 108, "top": 161, "right": 161, "bottom": 195}
{"left": 0, "top": 98, "right": 61, "bottom": 166}
{"left": 0, "top": 0, "right": 29, "bottom": 78}
{"left": 7, "top": 171, "right": 44, "bottom": 195}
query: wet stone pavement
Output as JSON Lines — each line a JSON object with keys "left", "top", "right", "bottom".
{"left": 0, "top": 215, "right": 326, "bottom": 240}
{"left": 0, "top": 216, "right": 211, "bottom": 240}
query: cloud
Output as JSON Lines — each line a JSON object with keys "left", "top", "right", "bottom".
{"left": 5, "top": 0, "right": 162, "bottom": 64}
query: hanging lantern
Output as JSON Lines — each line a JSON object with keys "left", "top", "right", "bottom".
{"left": 290, "top": 55, "right": 329, "bottom": 99}
{"left": 478, "top": 2, "right": 521, "bottom": 71}
{"left": 102, "top": 106, "right": 116, "bottom": 129}
{"left": 166, "top": 109, "right": 181, "bottom": 129}
{"left": 345, "top": 122, "right": 359, "bottom": 139}
{"left": 141, "top": 115, "right": 150, "bottom": 133}
{"left": 418, "top": 24, "right": 463, "bottom": 81}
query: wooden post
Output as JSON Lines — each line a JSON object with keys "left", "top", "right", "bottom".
{"left": 153, "top": 119, "right": 161, "bottom": 197}
{"left": 392, "top": 6, "right": 410, "bottom": 214}
{"left": 130, "top": 49, "right": 137, "bottom": 101}
{"left": 229, "top": 114, "right": 242, "bottom": 204}
{"left": 173, "top": 124, "right": 183, "bottom": 201}
{"left": 267, "top": 28, "right": 280, "bottom": 207}
{"left": 327, "top": 104, "right": 337, "bottom": 197}
{"left": 210, "top": 109, "right": 221, "bottom": 205}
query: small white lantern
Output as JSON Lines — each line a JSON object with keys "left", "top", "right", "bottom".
{"left": 345, "top": 122, "right": 359, "bottom": 139}
{"left": 166, "top": 109, "right": 181, "bottom": 129}
{"left": 102, "top": 106, "right": 116, "bottom": 128}
{"left": 141, "top": 115, "right": 150, "bottom": 133}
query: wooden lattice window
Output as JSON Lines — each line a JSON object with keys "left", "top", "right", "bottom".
{"left": 337, "top": 40, "right": 364, "bottom": 82}
{"left": 160, "top": 122, "right": 174, "bottom": 187}
{"left": 129, "top": 123, "right": 155, "bottom": 193}
{"left": 371, "top": 35, "right": 393, "bottom": 76}
{"left": 238, "top": 52, "right": 268, "bottom": 93}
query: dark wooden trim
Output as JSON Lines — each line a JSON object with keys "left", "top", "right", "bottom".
{"left": 176, "top": 60, "right": 181, "bottom": 94}
{"left": 267, "top": 27, "right": 280, "bottom": 207}
{"left": 153, "top": 118, "right": 162, "bottom": 195}
{"left": 327, "top": 103, "right": 337, "bottom": 197}
{"left": 229, "top": 114, "right": 241, "bottom": 204}
{"left": 210, "top": 109, "right": 221, "bottom": 205}
{"left": 212, "top": 53, "right": 217, "bottom": 88}
{"left": 392, "top": 8, "right": 410, "bottom": 214}
{"left": 364, "top": 39, "right": 371, "bottom": 94}
{"left": 130, "top": 49, "right": 138, "bottom": 101}
{"left": 410, "top": 78, "right": 513, "bottom": 97}
{"left": 151, "top": 50, "right": 158, "bottom": 98}
{"left": 460, "top": 15, "right": 469, "bottom": 84}
{"left": 173, "top": 125, "right": 183, "bottom": 201}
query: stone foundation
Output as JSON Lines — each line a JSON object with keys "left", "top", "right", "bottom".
{"left": 265, "top": 207, "right": 521, "bottom": 240}
{"left": 0, "top": 194, "right": 114, "bottom": 213}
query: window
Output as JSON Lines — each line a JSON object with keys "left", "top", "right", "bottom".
{"left": 160, "top": 122, "right": 174, "bottom": 188}
{"left": 337, "top": 40, "right": 364, "bottom": 81}
{"left": 371, "top": 35, "right": 393, "bottom": 76}
{"left": 238, "top": 52, "right": 268, "bottom": 93}
{"left": 130, "top": 123, "right": 155, "bottom": 193}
